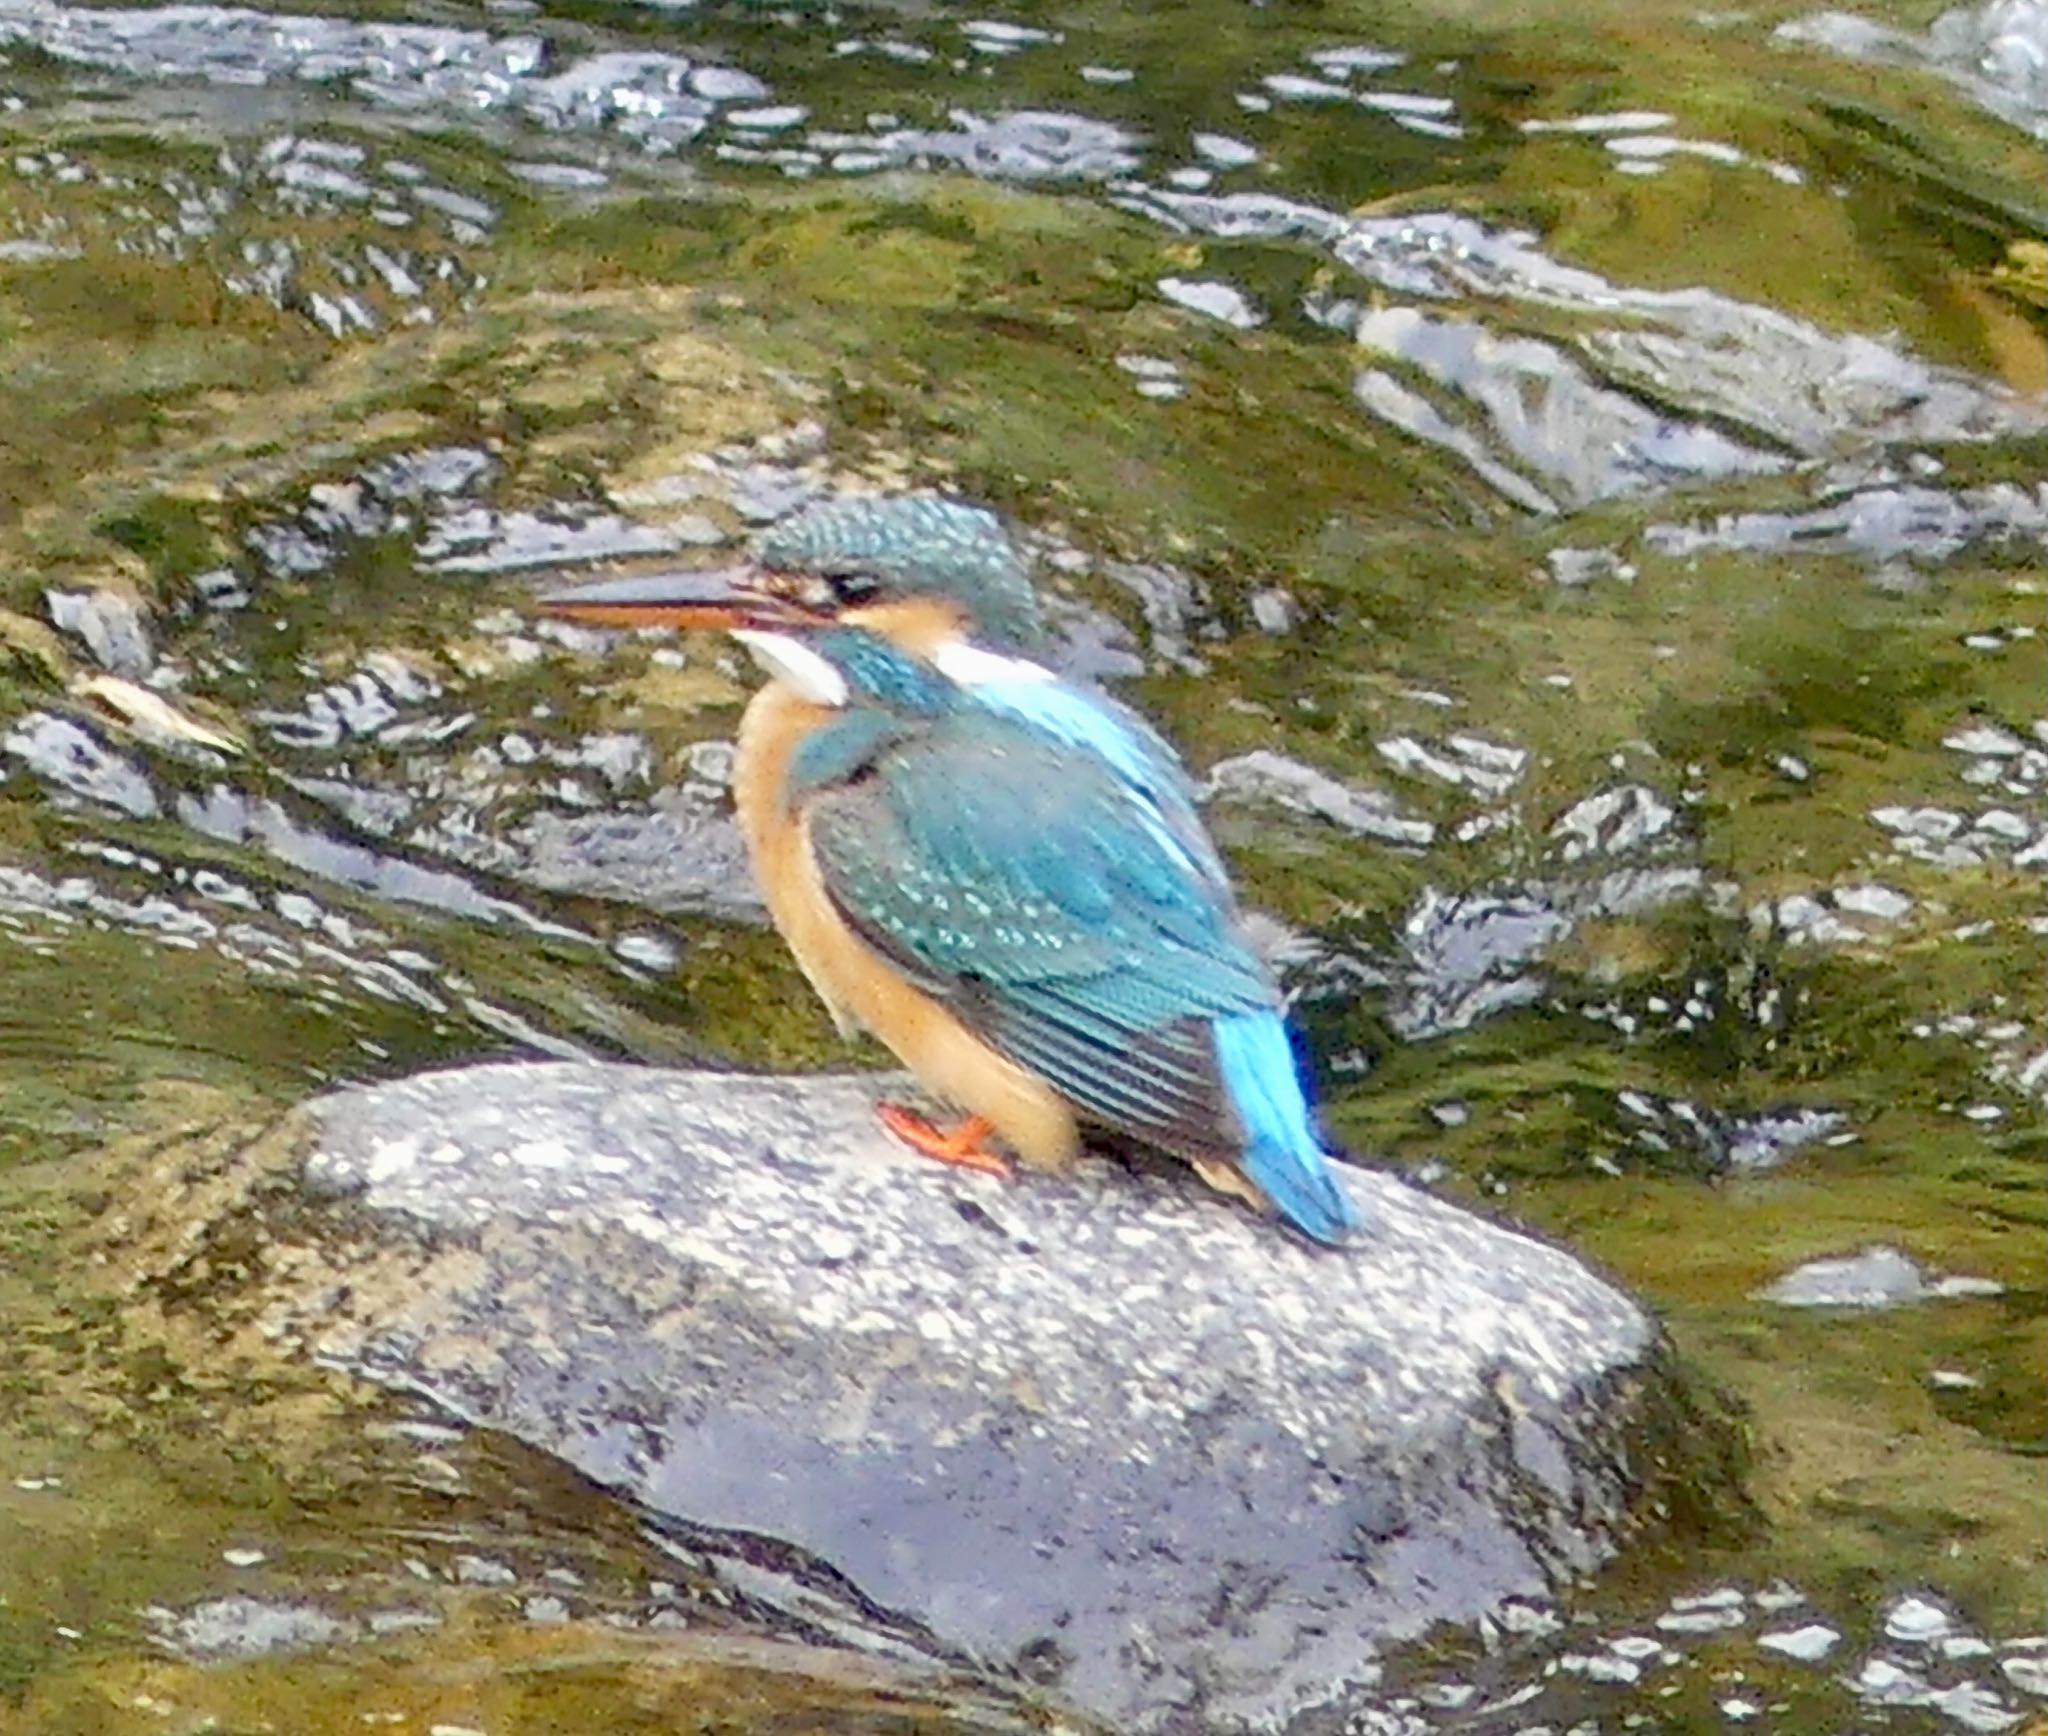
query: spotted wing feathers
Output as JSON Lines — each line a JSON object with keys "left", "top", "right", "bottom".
{"left": 802, "top": 711, "right": 1268, "bottom": 1164}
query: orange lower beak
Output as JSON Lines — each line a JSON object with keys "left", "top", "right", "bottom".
{"left": 534, "top": 564, "right": 819, "bottom": 630}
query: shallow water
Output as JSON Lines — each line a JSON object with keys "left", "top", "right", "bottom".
{"left": 0, "top": 0, "right": 2043, "bottom": 1728}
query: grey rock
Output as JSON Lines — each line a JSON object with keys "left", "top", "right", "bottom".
{"left": 1834, "top": 884, "right": 1914, "bottom": 922}
{"left": 1613, "top": 1092, "right": 1846, "bottom": 1173}
{"left": 1724, "top": 1108, "right": 1849, "bottom": 1170}
{"left": 719, "top": 462, "right": 826, "bottom": 525}
{"left": 1381, "top": 866, "right": 1707, "bottom": 1041}
{"left": 1306, "top": 45, "right": 1408, "bottom": 75}
{"left": 145, "top": 1596, "right": 355, "bottom": 1661}
{"left": 1931, "top": 0, "right": 2048, "bottom": 118}
{"left": 366, "top": 448, "right": 495, "bottom": 500}
{"left": 1944, "top": 723, "right": 2032, "bottom": 758}
{"left": 454, "top": 1554, "right": 518, "bottom": 1586}
{"left": 178, "top": 785, "right": 566, "bottom": 938}
{"left": 1388, "top": 887, "right": 1571, "bottom": 1038}
{"left": 1781, "top": 3, "right": 2048, "bottom": 141}
{"left": 1886, "top": 1594, "right": 1959, "bottom": 1643}
{"left": 1157, "top": 275, "right": 1263, "bottom": 329}
{"left": 255, "top": 655, "right": 443, "bottom": 750}
{"left": 1777, "top": 893, "right": 1829, "bottom": 933}
{"left": 1551, "top": 785, "right": 1677, "bottom": 861}
{"left": 1758, "top": 1244, "right": 2005, "bottom": 1308}
{"left": 866, "top": 110, "right": 1144, "bottom": 183}
{"left": 1377, "top": 732, "right": 1526, "bottom": 798}
{"left": 1247, "top": 585, "right": 1296, "bottom": 633}
{"left": 692, "top": 65, "right": 770, "bottom": 103}
{"left": 1100, "top": 558, "right": 1212, "bottom": 672}
{"left": 1262, "top": 73, "right": 1358, "bottom": 102}
{"left": 2, "top": 711, "right": 160, "bottom": 818}
{"left": 1645, "top": 482, "right": 2048, "bottom": 569}
{"left": 960, "top": 19, "right": 1056, "bottom": 51}
{"left": 191, "top": 567, "right": 252, "bottom": 611}
{"left": 1205, "top": 749, "right": 1435, "bottom": 846}
{"left": 1760, "top": 1623, "right": 1842, "bottom": 1661}
{"left": 2006, "top": 1654, "right": 2048, "bottom": 1698}
{"left": 1545, "top": 546, "right": 1633, "bottom": 586}
{"left": 247, "top": 519, "right": 339, "bottom": 578}
{"left": 506, "top": 785, "right": 760, "bottom": 916}
{"left": 1656, "top": 1603, "right": 1746, "bottom": 1634}
{"left": 44, "top": 586, "right": 153, "bottom": 676}
{"left": 1193, "top": 131, "right": 1260, "bottom": 169}
{"left": 1135, "top": 191, "right": 2045, "bottom": 476}
{"left": 725, "top": 104, "right": 809, "bottom": 133}
{"left": 1039, "top": 592, "right": 1148, "bottom": 681}
{"left": 1351, "top": 364, "right": 1563, "bottom": 513}
{"left": 419, "top": 507, "right": 684, "bottom": 574}
{"left": 253, "top": 1060, "right": 1706, "bottom": 1734}
{"left": 1849, "top": 1655, "right": 2024, "bottom": 1732}
{"left": 1354, "top": 306, "right": 1788, "bottom": 506}
{"left": 0, "top": 3, "right": 736, "bottom": 158}
{"left": 1670, "top": 1590, "right": 1745, "bottom": 1617}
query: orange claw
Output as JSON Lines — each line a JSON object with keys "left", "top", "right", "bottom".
{"left": 875, "top": 1104, "right": 1014, "bottom": 1179}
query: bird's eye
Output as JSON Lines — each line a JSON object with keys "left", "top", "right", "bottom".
{"left": 824, "top": 569, "right": 884, "bottom": 605}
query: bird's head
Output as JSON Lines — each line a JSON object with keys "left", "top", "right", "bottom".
{"left": 534, "top": 495, "right": 1043, "bottom": 655}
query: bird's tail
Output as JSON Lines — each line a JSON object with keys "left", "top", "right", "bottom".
{"left": 1213, "top": 1011, "right": 1365, "bottom": 1245}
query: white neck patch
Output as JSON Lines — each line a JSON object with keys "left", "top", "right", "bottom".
{"left": 931, "top": 640, "right": 1057, "bottom": 688}
{"left": 734, "top": 629, "right": 848, "bottom": 707}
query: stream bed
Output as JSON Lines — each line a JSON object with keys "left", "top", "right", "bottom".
{"left": 0, "top": 0, "right": 2043, "bottom": 1730}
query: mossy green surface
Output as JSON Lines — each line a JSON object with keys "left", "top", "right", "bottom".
{"left": 0, "top": 0, "right": 2044, "bottom": 1723}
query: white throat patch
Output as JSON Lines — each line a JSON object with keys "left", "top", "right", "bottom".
{"left": 733, "top": 629, "right": 848, "bottom": 707}
{"left": 930, "top": 641, "right": 1057, "bottom": 688}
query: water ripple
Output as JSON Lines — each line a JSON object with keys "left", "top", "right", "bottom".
{"left": 1781, "top": 0, "right": 2048, "bottom": 138}
{"left": 0, "top": 0, "right": 753, "bottom": 152}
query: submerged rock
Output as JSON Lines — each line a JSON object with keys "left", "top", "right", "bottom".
{"left": 145, "top": 1596, "right": 355, "bottom": 1661}
{"left": 1204, "top": 748, "right": 1436, "bottom": 846}
{"left": 44, "top": 586, "right": 153, "bottom": 677}
{"left": 174, "top": 1061, "right": 1730, "bottom": 1734}
{"left": 1645, "top": 481, "right": 2048, "bottom": 570}
{"left": 1781, "top": 2, "right": 2048, "bottom": 141}
{"left": 1758, "top": 1245, "right": 2006, "bottom": 1308}
{"left": 2, "top": 711, "right": 160, "bottom": 818}
{"left": 501, "top": 789, "right": 758, "bottom": 916}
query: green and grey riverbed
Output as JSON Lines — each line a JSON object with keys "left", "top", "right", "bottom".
{"left": 0, "top": 0, "right": 2043, "bottom": 1727}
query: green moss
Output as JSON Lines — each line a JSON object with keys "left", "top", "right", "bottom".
{"left": 0, "top": 1, "right": 2041, "bottom": 1716}
{"left": 93, "top": 496, "right": 229, "bottom": 591}
{"left": 0, "top": 1104, "right": 1062, "bottom": 1735}
{"left": 1647, "top": 584, "right": 1971, "bottom": 764}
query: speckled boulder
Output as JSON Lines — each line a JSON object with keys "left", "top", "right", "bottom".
{"left": 269, "top": 1060, "right": 1716, "bottom": 1733}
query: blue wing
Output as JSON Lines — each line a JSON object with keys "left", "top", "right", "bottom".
{"left": 801, "top": 707, "right": 1359, "bottom": 1241}
{"left": 955, "top": 672, "right": 1233, "bottom": 900}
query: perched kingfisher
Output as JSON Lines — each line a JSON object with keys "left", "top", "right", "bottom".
{"left": 539, "top": 497, "right": 1363, "bottom": 1244}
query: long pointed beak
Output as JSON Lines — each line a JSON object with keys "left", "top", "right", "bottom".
{"left": 533, "top": 563, "right": 818, "bottom": 630}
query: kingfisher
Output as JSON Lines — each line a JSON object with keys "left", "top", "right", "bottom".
{"left": 538, "top": 497, "right": 1363, "bottom": 1244}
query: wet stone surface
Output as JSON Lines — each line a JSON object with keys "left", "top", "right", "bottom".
{"left": 1758, "top": 1244, "right": 2007, "bottom": 1309}
{"left": 185, "top": 1059, "right": 1715, "bottom": 1734}
{"left": 1783, "top": 1, "right": 2048, "bottom": 139}
{"left": 0, "top": 0, "right": 2044, "bottom": 1723}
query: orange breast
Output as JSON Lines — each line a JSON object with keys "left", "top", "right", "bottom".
{"left": 732, "top": 682, "right": 1079, "bottom": 1170}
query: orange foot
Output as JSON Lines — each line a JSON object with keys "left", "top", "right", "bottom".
{"left": 875, "top": 1104, "right": 1013, "bottom": 1179}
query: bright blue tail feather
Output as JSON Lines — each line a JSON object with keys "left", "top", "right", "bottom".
{"left": 1213, "top": 1012, "right": 1362, "bottom": 1245}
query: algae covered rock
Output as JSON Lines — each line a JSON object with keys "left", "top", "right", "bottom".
{"left": 213, "top": 1059, "right": 1733, "bottom": 1733}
